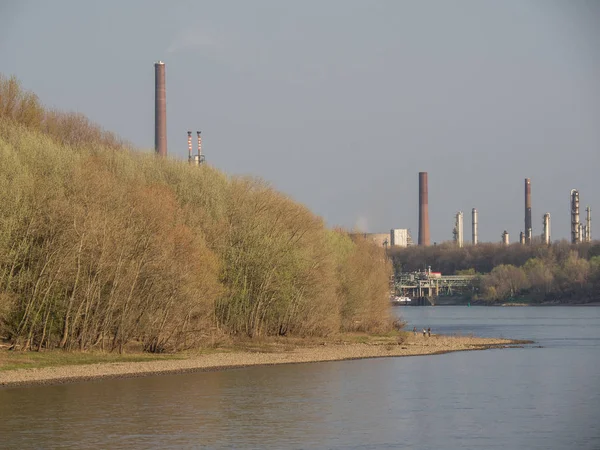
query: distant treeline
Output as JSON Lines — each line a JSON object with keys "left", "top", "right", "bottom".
{"left": 0, "top": 75, "right": 393, "bottom": 352}
{"left": 389, "top": 242, "right": 600, "bottom": 303}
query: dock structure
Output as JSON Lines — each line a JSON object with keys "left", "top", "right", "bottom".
{"left": 394, "top": 272, "right": 476, "bottom": 305}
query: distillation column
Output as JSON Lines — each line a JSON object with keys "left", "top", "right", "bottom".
{"left": 542, "top": 213, "right": 551, "bottom": 245}
{"left": 453, "top": 211, "right": 464, "bottom": 248}
{"left": 525, "top": 178, "right": 532, "bottom": 244}
{"left": 571, "top": 189, "right": 580, "bottom": 244}
{"left": 472, "top": 208, "right": 478, "bottom": 245}
{"left": 586, "top": 207, "right": 591, "bottom": 242}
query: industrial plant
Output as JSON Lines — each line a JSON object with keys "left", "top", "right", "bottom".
{"left": 154, "top": 61, "right": 206, "bottom": 165}
{"left": 362, "top": 172, "right": 593, "bottom": 249}
{"left": 154, "top": 62, "right": 592, "bottom": 247}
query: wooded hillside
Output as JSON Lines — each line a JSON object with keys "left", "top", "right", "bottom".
{"left": 0, "top": 75, "right": 394, "bottom": 352}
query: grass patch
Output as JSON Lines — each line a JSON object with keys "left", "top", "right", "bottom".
{"left": 0, "top": 331, "right": 408, "bottom": 372}
{"left": 0, "top": 350, "right": 183, "bottom": 372}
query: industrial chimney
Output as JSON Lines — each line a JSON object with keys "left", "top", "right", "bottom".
{"left": 571, "top": 189, "right": 580, "bottom": 244}
{"left": 502, "top": 230, "right": 509, "bottom": 245}
{"left": 154, "top": 61, "right": 167, "bottom": 157}
{"left": 187, "top": 131, "right": 193, "bottom": 163}
{"left": 472, "top": 208, "right": 478, "bottom": 245}
{"left": 519, "top": 231, "right": 525, "bottom": 245}
{"left": 543, "top": 213, "right": 551, "bottom": 245}
{"left": 525, "top": 178, "right": 532, "bottom": 244}
{"left": 418, "top": 172, "right": 430, "bottom": 246}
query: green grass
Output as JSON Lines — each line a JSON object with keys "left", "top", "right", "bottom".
{"left": 0, "top": 350, "right": 183, "bottom": 372}
{"left": 0, "top": 332, "right": 407, "bottom": 372}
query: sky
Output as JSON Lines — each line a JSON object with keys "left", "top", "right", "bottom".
{"left": 1, "top": 0, "right": 599, "bottom": 243}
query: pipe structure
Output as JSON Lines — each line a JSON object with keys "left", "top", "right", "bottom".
{"left": 187, "top": 131, "right": 193, "bottom": 163}
{"left": 586, "top": 206, "right": 591, "bottom": 242}
{"left": 543, "top": 213, "right": 551, "bottom": 245}
{"left": 571, "top": 189, "right": 580, "bottom": 244}
{"left": 418, "top": 172, "right": 430, "bottom": 246}
{"left": 471, "top": 208, "right": 478, "bottom": 245}
{"left": 196, "top": 131, "right": 205, "bottom": 165}
{"left": 502, "top": 230, "right": 509, "bottom": 245}
{"left": 154, "top": 61, "right": 167, "bottom": 157}
{"left": 525, "top": 178, "right": 532, "bottom": 244}
{"left": 453, "top": 211, "right": 464, "bottom": 248}
{"left": 519, "top": 231, "right": 525, "bottom": 245}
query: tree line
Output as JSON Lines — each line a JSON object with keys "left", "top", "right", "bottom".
{"left": 0, "top": 75, "right": 394, "bottom": 352}
{"left": 389, "top": 242, "right": 600, "bottom": 303}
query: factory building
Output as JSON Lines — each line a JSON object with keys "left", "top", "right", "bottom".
{"left": 351, "top": 229, "right": 413, "bottom": 248}
{"left": 391, "top": 229, "right": 410, "bottom": 247}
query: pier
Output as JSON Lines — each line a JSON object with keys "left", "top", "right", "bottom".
{"left": 394, "top": 272, "right": 476, "bottom": 305}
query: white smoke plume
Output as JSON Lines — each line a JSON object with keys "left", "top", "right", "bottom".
{"left": 354, "top": 216, "right": 369, "bottom": 233}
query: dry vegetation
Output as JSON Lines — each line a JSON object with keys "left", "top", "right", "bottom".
{"left": 0, "top": 74, "right": 394, "bottom": 353}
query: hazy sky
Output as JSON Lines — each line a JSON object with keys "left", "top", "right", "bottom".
{"left": 1, "top": 1, "right": 599, "bottom": 243}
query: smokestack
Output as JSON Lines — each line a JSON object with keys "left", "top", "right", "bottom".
{"left": 154, "top": 61, "right": 167, "bottom": 157}
{"left": 418, "top": 172, "right": 430, "bottom": 246}
{"left": 543, "top": 213, "right": 551, "bottom": 245}
{"left": 187, "top": 131, "right": 193, "bottom": 163}
{"left": 586, "top": 206, "right": 591, "bottom": 242}
{"left": 520, "top": 231, "right": 525, "bottom": 245}
{"left": 525, "top": 178, "right": 532, "bottom": 244}
{"left": 472, "top": 208, "right": 478, "bottom": 245}
{"left": 502, "top": 230, "right": 509, "bottom": 245}
{"left": 571, "top": 189, "right": 580, "bottom": 244}
{"left": 196, "top": 131, "right": 205, "bottom": 165}
{"left": 453, "top": 211, "right": 464, "bottom": 248}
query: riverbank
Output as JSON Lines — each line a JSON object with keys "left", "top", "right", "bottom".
{"left": 0, "top": 334, "right": 531, "bottom": 388}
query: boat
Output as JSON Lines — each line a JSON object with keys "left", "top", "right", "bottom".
{"left": 390, "top": 295, "right": 411, "bottom": 305}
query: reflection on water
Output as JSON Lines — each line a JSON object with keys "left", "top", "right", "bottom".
{"left": 1, "top": 306, "right": 599, "bottom": 449}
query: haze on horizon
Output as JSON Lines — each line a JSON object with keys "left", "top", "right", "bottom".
{"left": 1, "top": 0, "right": 598, "bottom": 244}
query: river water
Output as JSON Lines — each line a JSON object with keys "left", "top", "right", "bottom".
{"left": 0, "top": 306, "right": 599, "bottom": 449}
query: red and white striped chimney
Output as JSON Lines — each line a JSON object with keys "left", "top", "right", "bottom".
{"left": 187, "top": 131, "right": 192, "bottom": 163}
{"left": 196, "top": 131, "right": 205, "bottom": 164}
{"left": 197, "top": 131, "right": 202, "bottom": 158}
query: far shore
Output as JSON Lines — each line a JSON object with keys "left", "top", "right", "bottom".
{"left": 0, "top": 334, "right": 533, "bottom": 389}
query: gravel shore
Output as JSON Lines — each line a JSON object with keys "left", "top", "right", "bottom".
{"left": 0, "top": 335, "right": 527, "bottom": 388}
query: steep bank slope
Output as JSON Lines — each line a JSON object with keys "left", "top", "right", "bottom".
{"left": 0, "top": 75, "right": 392, "bottom": 353}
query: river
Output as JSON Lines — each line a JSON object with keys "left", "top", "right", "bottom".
{"left": 0, "top": 306, "right": 599, "bottom": 449}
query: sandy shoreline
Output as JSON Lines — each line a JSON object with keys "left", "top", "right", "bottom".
{"left": 0, "top": 335, "right": 530, "bottom": 389}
